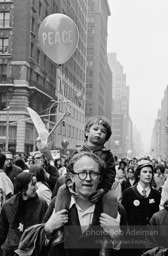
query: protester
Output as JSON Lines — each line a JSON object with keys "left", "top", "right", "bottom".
{"left": 159, "top": 176, "right": 168, "bottom": 210}
{"left": 14, "top": 158, "right": 29, "bottom": 172}
{"left": 121, "top": 165, "right": 137, "bottom": 193}
{"left": 115, "top": 160, "right": 127, "bottom": 183}
{"left": 121, "top": 159, "right": 161, "bottom": 256}
{"left": 122, "top": 159, "right": 161, "bottom": 225}
{"left": 26, "top": 155, "right": 35, "bottom": 168}
{"left": 33, "top": 152, "right": 59, "bottom": 192}
{"left": 0, "top": 172, "right": 48, "bottom": 256}
{"left": 57, "top": 158, "right": 69, "bottom": 176}
{"left": 29, "top": 164, "right": 52, "bottom": 205}
{"left": 15, "top": 152, "right": 127, "bottom": 256}
{"left": 55, "top": 115, "right": 117, "bottom": 213}
{"left": 153, "top": 164, "right": 167, "bottom": 193}
{"left": 142, "top": 199, "right": 168, "bottom": 252}
{"left": 3, "top": 151, "right": 22, "bottom": 184}
{"left": 0, "top": 152, "right": 14, "bottom": 213}
{"left": 54, "top": 158, "right": 62, "bottom": 174}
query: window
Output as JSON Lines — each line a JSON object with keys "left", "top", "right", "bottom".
{"left": 37, "top": 49, "right": 40, "bottom": 64}
{"left": 39, "top": 1, "right": 42, "bottom": 16}
{"left": 88, "top": 16, "right": 94, "bottom": 23}
{"left": 32, "top": 0, "right": 35, "bottom": 6}
{"left": 0, "top": 64, "right": 7, "bottom": 81}
{"left": 31, "top": 17, "right": 35, "bottom": 33}
{"left": 0, "top": 122, "right": 6, "bottom": 136}
{"left": 0, "top": 12, "right": 10, "bottom": 27}
{"left": 0, "top": 38, "right": 9, "bottom": 54}
{"left": 30, "top": 42, "right": 34, "bottom": 57}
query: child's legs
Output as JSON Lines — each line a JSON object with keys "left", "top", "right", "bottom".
{"left": 54, "top": 184, "right": 71, "bottom": 212}
{"left": 102, "top": 189, "right": 118, "bottom": 218}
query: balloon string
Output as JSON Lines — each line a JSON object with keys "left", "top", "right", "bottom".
{"left": 59, "top": 64, "right": 71, "bottom": 115}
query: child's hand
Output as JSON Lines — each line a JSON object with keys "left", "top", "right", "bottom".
{"left": 99, "top": 212, "right": 121, "bottom": 238}
{"left": 67, "top": 182, "right": 79, "bottom": 198}
{"left": 89, "top": 188, "right": 105, "bottom": 203}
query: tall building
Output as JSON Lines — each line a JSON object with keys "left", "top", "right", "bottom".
{"left": 108, "top": 52, "right": 132, "bottom": 156}
{"left": 151, "top": 109, "right": 161, "bottom": 159}
{"left": 86, "top": 0, "right": 112, "bottom": 124}
{"left": 0, "top": 0, "right": 88, "bottom": 155}
{"left": 151, "top": 86, "right": 168, "bottom": 160}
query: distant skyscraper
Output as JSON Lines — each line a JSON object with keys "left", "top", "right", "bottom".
{"left": 108, "top": 52, "right": 132, "bottom": 156}
{"left": 86, "top": 0, "right": 112, "bottom": 123}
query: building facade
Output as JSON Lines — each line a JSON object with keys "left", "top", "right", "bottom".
{"left": 85, "top": 0, "right": 112, "bottom": 148}
{"left": 108, "top": 52, "right": 133, "bottom": 156}
{"left": 151, "top": 86, "right": 168, "bottom": 161}
{"left": 0, "top": 0, "right": 88, "bottom": 156}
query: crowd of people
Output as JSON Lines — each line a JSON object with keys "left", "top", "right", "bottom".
{"left": 0, "top": 115, "right": 168, "bottom": 256}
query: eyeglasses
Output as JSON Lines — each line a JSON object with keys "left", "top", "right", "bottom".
{"left": 71, "top": 171, "right": 100, "bottom": 181}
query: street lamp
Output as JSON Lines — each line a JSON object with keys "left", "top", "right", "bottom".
{"left": 4, "top": 106, "right": 10, "bottom": 152}
{"left": 47, "top": 100, "right": 57, "bottom": 131}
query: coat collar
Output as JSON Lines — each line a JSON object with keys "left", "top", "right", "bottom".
{"left": 8, "top": 192, "right": 40, "bottom": 205}
{"left": 82, "top": 144, "right": 110, "bottom": 152}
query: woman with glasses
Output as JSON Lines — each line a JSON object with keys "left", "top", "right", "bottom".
{"left": 15, "top": 152, "right": 127, "bottom": 256}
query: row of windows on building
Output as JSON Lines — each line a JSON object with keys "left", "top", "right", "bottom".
{"left": 58, "top": 124, "right": 84, "bottom": 141}
{"left": 58, "top": 102, "right": 85, "bottom": 124}
{"left": 0, "top": 122, "right": 84, "bottom": 142}
{"left": 30, "top": 40, "right": 85, "bottom": 86}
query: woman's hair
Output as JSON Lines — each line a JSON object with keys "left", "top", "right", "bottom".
{"left": 155, "top": 164, "right": 165, "bottom": 174}
{"left": 0, "top": 152, "right": 6, "bottom": 169}
{"left": 54, "top": 158, "right": 62, "bottom": 168}
{"left": 68, "top": 151, "right": 106, "bottom": 176}
{"left": 14, "top": 172, "right": 33, "bottom": 194}
{"left": 119, "top": 160, "right": 127, "bottom": 168}
{"left": 84, "top": 116, "right": 112, "bottom": 142}
{"left": 29, "top": 164, "right": 48, "bottom": 186}
{"left": 14, "top": 158, "right": 28, "bottom": 170}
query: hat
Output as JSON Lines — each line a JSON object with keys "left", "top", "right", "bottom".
{"left": 136, "top": 159, "right": 153, "bottom": 172}
{"left": 14, "top": 172, "right": 33, "bottom": 193}
{"left": 34, "top": 152, "right": 43, "bottom": 159}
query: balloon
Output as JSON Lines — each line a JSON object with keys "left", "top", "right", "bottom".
{"left": 61, "top": 139, "right": 69, "bottom": 149}
{"left": 38, "top": 13, "right": 79, "bottom": 64}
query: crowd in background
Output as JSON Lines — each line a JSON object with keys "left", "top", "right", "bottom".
{"left": 1, "top": 116, "right": 168, "bottom": 256}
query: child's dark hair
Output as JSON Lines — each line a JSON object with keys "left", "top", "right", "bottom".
{"left": 84, "top": 116, "right": 112, "bottom": 142}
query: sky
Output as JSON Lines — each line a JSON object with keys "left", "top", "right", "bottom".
{"left": 107, "top": 0, "right": 168, "bottom": 152}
